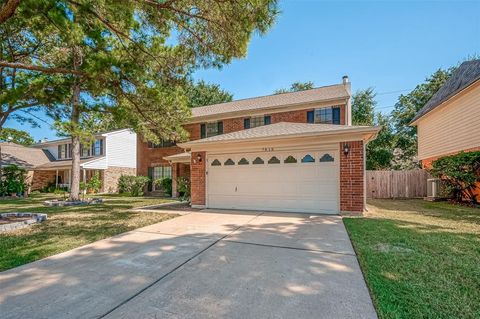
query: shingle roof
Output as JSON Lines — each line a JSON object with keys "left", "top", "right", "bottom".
{"left": 35, "top": 157, "right": 104, "bottom": 169}
{"left": 0, "top": 143, "right": 52, "bottom": 169}
{"left": 411, "top": 59, "right": 480, "bottom": 123}
{"left": 179, "top": 122, "right": 380, "bottom": 147}
{"left": 191, "top": 84, "right": 350, "bottom": 120}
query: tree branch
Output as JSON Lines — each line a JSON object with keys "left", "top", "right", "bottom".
{"left": 0, "top": 0, "right": 20, "bottom": 25}
{"left": 0, "top": 61, "right": 85, "bottom": 75}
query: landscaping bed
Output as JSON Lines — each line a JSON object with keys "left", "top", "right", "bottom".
{"left": 0, "top": 213, "right": 47, "bottom": 232}
{"left": 344, "top": 199, "right": 480, "bottom": 319}
{"left": 0, "top": 193, "right": 178, "bottom": 271}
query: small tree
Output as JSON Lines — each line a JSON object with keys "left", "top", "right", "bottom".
{"left": 0, "top": 128, "right": 35, "bottom": 146}
{"left": 429, "top": 151, "right": 480, "bottom": 204}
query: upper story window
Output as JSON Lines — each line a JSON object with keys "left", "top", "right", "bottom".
{"left": 307, "top": 106, "right": 341, "bottom": 124}
{"left": 244, "top": 115, "right": 271, "bottom": 129}
{"left": 58, "top": 144, "right": 68, "bottom": 159}
{"left": 147, "top": 139, "right": 176, "bottom": 148}
{"left": 92, "top": 139, "right": 103, "bottom": 156}
{"left": 200, "top": 121, "right": 223, "bottom": 138}
{"left": 57, "top": 138, "right": 103, "bottom": 159}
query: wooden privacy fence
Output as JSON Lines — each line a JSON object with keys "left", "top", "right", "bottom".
{"left": 366, "top": 170, "right": 430, "bottom": 199}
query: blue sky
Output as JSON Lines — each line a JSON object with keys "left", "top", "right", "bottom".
{"left": 6, "top": 0, "right": 480, "bottom": 141}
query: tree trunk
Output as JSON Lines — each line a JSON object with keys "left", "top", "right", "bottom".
{"left": 69, "top": 47, "right": 82, "bottom": 201}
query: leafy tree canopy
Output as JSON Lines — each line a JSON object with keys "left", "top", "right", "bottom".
{"left": 352, "top": 88, "right": 375, "bottom": 126}
{"left": 0, "top": 0, "right": 279, "bottom": 200}
{"left": 1, "top": 0, "right": 279, "bottom": 142}
{"left": 186, "top": 80, "right": 233, "bottom": 108}
{"left": 274, "top": 81, "right": 314, "bottom": 94}
{"left": 390, "top": 69, "right": 452, "bottom": 164}
{"left": 351, "top": 88, "right": 395, "bottom": 170}
{"left": 0, "top": 127, "right": 34, "bottom": 146}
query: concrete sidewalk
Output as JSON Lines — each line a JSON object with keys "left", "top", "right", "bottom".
{"left": 0, "top": 210, "right": 377, "bottom": 319}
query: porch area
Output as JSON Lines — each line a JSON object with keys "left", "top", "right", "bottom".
{"left": 31, "top": 168, "right": 105, "bottom": 193}
{"left": 162, "top": 152, "right": 191, "bottom": 198}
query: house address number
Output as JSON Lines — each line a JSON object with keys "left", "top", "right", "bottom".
{"left": 261, "top": 147, "right": 274, "bottom": 152}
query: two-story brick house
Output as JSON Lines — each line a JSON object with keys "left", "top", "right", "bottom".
{"left": 138, "top": 77, "right": 380, "bottom": 214}
{"left": 1, "top": 77, "right": 380, "bottom": 214}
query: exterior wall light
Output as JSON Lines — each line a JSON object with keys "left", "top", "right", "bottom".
{"left": 196, "top": 153, "right": 202, "bottom": 163}
{"left": 343, "top": 143, "right": 350, "bottom": 156}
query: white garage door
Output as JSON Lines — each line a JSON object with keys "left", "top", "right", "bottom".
{"left": 206, "top": 150, "right": 339, "bottom": 214}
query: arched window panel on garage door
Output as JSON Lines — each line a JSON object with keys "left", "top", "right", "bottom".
{"left": 253, "top": 157, "right": 265, "bottom": 165}
{"left": 224, "top": 158, "right": 235, "bottom": 166}
{"left": 319, "top": 153, "right": 335, "bottom": 162}
{"left": 284, "top": 155, "right": 297, "bottom": 164}
{"left": 238, "top": 158, "right": 249, "bottom": 165}
{"left": 301, "top": 154, "right": 315, "bottom": 163}
{"left": 268, "top": 156, "right": 280, "bottom": 164}
{"left": 211, "top": 159, "right": 221, "bottom": 166}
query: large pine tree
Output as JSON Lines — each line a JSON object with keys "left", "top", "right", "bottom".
{"left": 0, "top": 0, "right": 278, "bottom": 200}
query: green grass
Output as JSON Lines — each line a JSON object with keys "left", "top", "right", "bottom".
{"left": 344, "top": 199, "right": 480, "bottom": 319}
{"left": 0, "top": 193, "right": 178, "bottom": 271}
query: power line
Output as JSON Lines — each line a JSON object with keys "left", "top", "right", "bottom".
{"left": 21, "top": 110, "right": 53, "bottom": 126}
{"left": 376, "top": 89, "right": 411, "bottom": 96}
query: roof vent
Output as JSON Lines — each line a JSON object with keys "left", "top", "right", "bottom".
{"left": 342, "top": 75, "right": 349, "bottom": 85}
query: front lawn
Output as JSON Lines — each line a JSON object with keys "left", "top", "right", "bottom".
{"left": 344, "top": 199, "right": 480, "bottom": 319}
{"left": 0, "top": 193, "right": 177, "bottom": 272}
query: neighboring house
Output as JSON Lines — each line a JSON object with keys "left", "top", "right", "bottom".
{"left": 410, "top": 59, "right": 480, "bottom": 167}
{"left": 141, "top": 76, "right": 380, "bottom": 214}
{"left": 0, "top": 129, "right": 137, "bottom": 192}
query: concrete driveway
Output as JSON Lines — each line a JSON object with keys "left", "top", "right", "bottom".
{"left": 0, "top": 209, "right": 377, "bottom": 319}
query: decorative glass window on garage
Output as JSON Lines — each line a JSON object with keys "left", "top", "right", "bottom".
{"left": 307, "top": 106, "right": 341, "bottom": 124}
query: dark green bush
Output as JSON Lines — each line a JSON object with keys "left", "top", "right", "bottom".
{"left": 160, "top": 178, "right": 172, "bottom": 196}
{"left": 0, "top": 165, "right": 27, "bottom": 196}
{"left": 430, "top": 151, "right": 480, "bottom": 204}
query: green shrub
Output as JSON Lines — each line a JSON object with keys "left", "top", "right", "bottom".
{"left": 177, "top": 176, "right": 190, "bottom": 201}
{"left": 118, "top": 175, "right": 135, "bottom": 194}
{"left": 87, "top": 172, "right": 102, "bottom": 193}
{"left": 160, "top": 178, "right": 172, "bottom": 196}
{"left": 117, "top": 175, "right": 150, "bottom": 196}
{"left": 0, "top": 164, "right": 27, "bottom": 196}
{"left": 430, "top": 151, "right": 480, "bottom": 204}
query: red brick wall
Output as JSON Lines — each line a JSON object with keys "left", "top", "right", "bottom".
{"left": 340, "top": 141, "right": 364, "bottom": 214}
{"left": 136, "top": 139, "right": 184, "bottom": 176}
{"left": 190, "top": 151, "right": 206, "bottom": 206}
{"left": 30, "top": 170, "right": 57, "bottom": 191}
